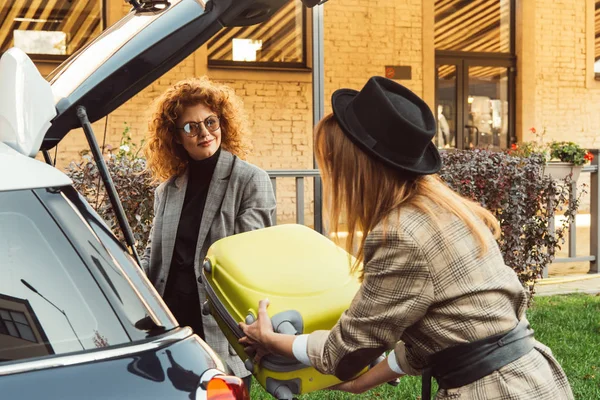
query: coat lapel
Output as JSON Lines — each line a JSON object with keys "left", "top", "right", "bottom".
{"left": 194, "top": 150, "right": 234, "bottom": 266}
{"left": 161, "top": 170, "right": 188, "bottom": 271}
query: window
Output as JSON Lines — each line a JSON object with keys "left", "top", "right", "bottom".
{"left": 62, "top": 188, "right": 176, "bottom": 327}
{"left": 0, "top": 309, "right": 36, "bottom": 342}
{"left": 435, "top": 0, "right": 512, "bottom": 53}
{"left": 434, "top": 0, "right": 516, "bottom": 150}
{"left": 1, "top": 1, "right": 104, "bottom": 58}
{"left": 207, "top": 0, "right": 307, "bottom": 68}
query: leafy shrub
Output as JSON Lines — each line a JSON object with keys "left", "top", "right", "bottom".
{"left": 549, "top": 141, "right": 594, "bottom": 166}
{"left": 509, "top": 127, "right": 594, "bottom": 166}
{"left": 439, "top": 150, "right": 584, "bottom": 297}
{"left": 509, "top": 127, "right": 550, "bottom": 160}
{"left": 66, "top": 124, "right": 157, "bottom": 254}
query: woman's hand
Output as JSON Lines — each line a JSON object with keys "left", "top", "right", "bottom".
{"left": 327, "top": 378, "right": 364, "bottom": 394}
{"left": 327, "top": 354, "right": 403, "bottom": 395}
{"left": 239, "top": 299, "right": 275, "bottom": 363}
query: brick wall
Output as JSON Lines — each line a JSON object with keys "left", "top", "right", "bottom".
{"left": 49, "top": 0, "right": 600, "bottom": 219}
{"left": 529, "top": 0, "right": 600, "bottom": 212}
{"left": 531, "top": 0, "right": 600, "bottom": 147}
{"left": 323, "top": 0, "right": 425, "bottom": 115}
{"left": 49, "top": 0, "right": 426, "bottom": 227}
{"left": 210, "top": 77, "right": 315, "bottom": 225}
{"left": 50, "top": 0, "right": 600, "bottom": 164}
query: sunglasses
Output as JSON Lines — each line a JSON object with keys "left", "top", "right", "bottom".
{"left": 176, "top": 115, "right": 220, "bottom": 137}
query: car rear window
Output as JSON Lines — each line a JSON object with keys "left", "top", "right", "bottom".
{"left": 0, "top": 189, "right": 154, "bottom": 363}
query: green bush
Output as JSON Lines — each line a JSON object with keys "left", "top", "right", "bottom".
{"left": 66, "top": 132, "right": 584, "bottom": 298}
{"left": 508, "top": 126, "right": 594, "bottom": 166}
{"left": 439, "top": 149, "right": 583, "bottom": 297}
{"left": 549, "top": 141, "right": 594, "bottom": 166}
{"left": 66, "top": 124, "right": 157, "bottom": 254}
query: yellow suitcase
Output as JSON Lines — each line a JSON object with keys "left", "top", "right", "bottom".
{"left": 200, "top": 224, "right": 362, "bottom": 399}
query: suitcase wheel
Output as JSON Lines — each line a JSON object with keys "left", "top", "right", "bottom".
{"left": 266, "top": 378, "right": 300, "bottom": 400}
{"left": 273, "top": 385, "right": 294, "bottom": 400}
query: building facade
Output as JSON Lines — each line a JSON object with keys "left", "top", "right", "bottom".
{"left": 3, "top": 0, "right": 600, "bottom": 221}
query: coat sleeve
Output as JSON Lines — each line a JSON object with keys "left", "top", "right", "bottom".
{"left": 140, "top": 185, "right": 162, "bottom": 274}
{"left": 234, "top": 168, "right": 276, "bottom": 233}
{"left": 305, "top": 226, "right": 434, "bottom": 381}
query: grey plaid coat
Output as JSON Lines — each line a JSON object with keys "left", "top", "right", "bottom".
{"left": 141, "top": 150, "right": 276, "bottom": 377}
{"left": 307, "top": 202, "right": 574, "bottom": 399}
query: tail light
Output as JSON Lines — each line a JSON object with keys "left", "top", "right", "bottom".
{"left": 201, "top": 370, "right": 249, "bottom": 400}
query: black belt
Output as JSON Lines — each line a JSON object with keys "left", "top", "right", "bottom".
{"left": 421, "top": 319, "right": 535, "bottom": 399}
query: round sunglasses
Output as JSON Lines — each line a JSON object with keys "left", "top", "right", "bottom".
{"left": 176, "top": 115, "right": 220, "bottom": 137}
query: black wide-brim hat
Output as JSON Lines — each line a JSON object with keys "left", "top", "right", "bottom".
{"left": 331, "top": 76, "right": 441, "bottom": 175}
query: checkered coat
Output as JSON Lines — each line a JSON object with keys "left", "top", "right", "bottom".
{"left": 307, "top": 202, "right": 574, "bottom": 399}
{"left": 141, "top": 150, "right": 276, "bottom": 378}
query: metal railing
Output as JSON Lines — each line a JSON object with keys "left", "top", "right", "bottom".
{"left": 269, "top": 149, "right": 600, "bottom": 278}
{"left": 546, "top": 149, "right": 600, "bottom": 276}
{"left": 266, "top": 169, "right": 322, "bottom": 230}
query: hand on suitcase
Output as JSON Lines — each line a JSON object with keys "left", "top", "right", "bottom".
{"left": 326, "top": 379, "right": 361, "bottom": 394}
{"left": 239, "top": 299, "right": 274, "bottom": 363}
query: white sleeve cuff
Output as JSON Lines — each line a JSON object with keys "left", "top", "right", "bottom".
{"left": 387, "top": 350, "right": 405, "bottom": 375}
{"left": 291, "top": 334, "right": 312, "bottom": 366}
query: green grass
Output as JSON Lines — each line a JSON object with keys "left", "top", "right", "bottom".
{"left": 250, "top": 375, "right": 428, "bottom": 400}
{"left": 526, "top": 294, "right": 600, "bottom": 400}
{"left": 249, "top": 293, "right": 600, "bottom": 399}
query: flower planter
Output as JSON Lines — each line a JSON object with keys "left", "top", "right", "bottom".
{"left": 543, "top": 162, "right": 582, "bottom": 182}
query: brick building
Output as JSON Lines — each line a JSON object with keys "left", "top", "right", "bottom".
{"left": 3, "top": 0, "right": 600, "bottom": 222}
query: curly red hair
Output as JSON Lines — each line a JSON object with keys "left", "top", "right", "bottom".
{"left": 144, "top": 76, "right": 251, "bottom": 182}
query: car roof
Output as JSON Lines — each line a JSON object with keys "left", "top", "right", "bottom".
{"left": 0, "top": 142, "right": 71, "bottom": 192}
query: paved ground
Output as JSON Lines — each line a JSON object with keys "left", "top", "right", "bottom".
{"left": 535, "top": 273, "right": 600, "bottom": 296}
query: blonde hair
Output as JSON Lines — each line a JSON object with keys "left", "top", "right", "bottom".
{"left": 314, "top": 113, "right": 500, "bottom": 279}
{"left": 144, "top": 76, "right": 251, "bottom": 182}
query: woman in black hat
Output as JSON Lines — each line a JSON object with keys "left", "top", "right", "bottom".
{"left": 239, "top": 76, "right": 573, "bottom": 399}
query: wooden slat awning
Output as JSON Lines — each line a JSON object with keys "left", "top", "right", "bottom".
{"left": 0, "top": 0, "right": 102, "bottom": 55}
{"left": 435, "top": 0, "right": 511, "bottom": 54}
{"left": 207, "top": 0, "right": 303, "bottom": 63}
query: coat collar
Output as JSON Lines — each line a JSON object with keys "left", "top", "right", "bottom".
{"left": 173, "top": 149, "right": 234, "bottom": 189}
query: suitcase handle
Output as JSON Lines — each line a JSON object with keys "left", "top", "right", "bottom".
{"left": 272, "top": 310, "right": 304, "bottom": 336}
{"left": 275, "top": 321, "right": 298, "bottom": 335}
{"left": 245, "top": 310, "right": 304, "bottom": 336}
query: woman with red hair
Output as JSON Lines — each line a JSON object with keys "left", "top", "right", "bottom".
{"left": 142, "top": 76, "right": 276, "bottom": 387}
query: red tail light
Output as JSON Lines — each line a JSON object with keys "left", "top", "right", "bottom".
{"left": 206, "top": 375, "right": 249, "bottom": 400}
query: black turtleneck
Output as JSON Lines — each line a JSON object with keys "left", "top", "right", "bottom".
{"left": 163, "top": 147, "right": 221, "bottom": 339}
